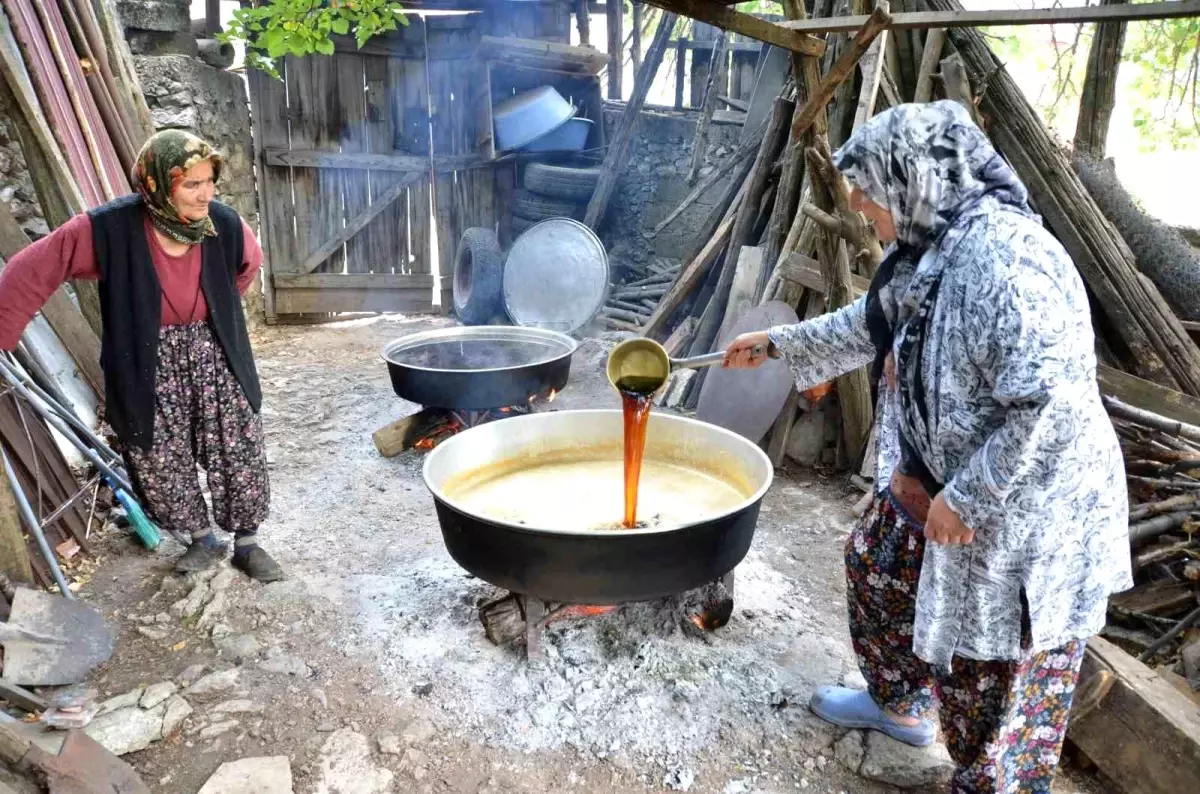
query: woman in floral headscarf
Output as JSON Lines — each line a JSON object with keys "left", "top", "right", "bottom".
{"left": 0, "top": 129, "right": 284, "bottom": 583}
{"left": 724, "top": 101, "right": 1131, "bottom": 792}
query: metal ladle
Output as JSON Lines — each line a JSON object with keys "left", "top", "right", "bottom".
{"left": 605, "top": 337, "right": 768, "bottom": 394}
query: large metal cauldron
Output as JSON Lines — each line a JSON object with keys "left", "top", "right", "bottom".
{"left": 381, "top": 326, "right": 577, "bottom": 410}
{"left": 422, "top": 410, "right": 774, "bottom": 604}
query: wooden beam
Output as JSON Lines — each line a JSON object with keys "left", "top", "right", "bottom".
{"left": 264, "top": 148, "right": 480, "bottom": 174}
{"left": 643, "top": 0, "right": 826, "bottom": 57}
{"left": 274, "top": 274, "right": 436, "bottom": 290}
{"left": 791, "top": 6, "right": 893, "bottom": 140}
{"left": 1075, "top": 0, "right": 1128, "bottom": 159}
{"left": 585, "top": 11, "right": 678, "bottom": 230}
{"left": 296, "top": 172, "right": 424, "bottom": 275}
{"left": 1068, "top": 636, "right": 1200, "bottom": 794}
{"left": 687, "top": 31, "right": 729, "bottom": 184}
{"left": 913, "top": 27, "right": 946, "bottom": 103}
{"left": 0, "top": 467, "right": 34, "bottom": 587}
{"left": 607, "top": 0, "right": 624, "bottom": 98}
{"left": 779, "top": 2, "right": 1200, "bottom": 34}
{"left": 853, "top": 6, "right": 891, "bottom": 128}
{"left": 1097, "top": 364, "right": 1200, "bottom": 428}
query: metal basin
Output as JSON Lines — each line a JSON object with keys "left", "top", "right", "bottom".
{"left": 381, "top": 326, "right": 577, "bottom": 410}
{"left": 422, "top": 410, "right": 774, "bottom": 603}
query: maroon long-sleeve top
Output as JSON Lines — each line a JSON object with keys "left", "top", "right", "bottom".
{"left": 0, "top": 211, "right": 263, "bottom": 351}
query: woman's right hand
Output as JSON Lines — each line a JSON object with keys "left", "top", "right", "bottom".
{"left": 723, "top": 331, "right": 774, "bottom": 369}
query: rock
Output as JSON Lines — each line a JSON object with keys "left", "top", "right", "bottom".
{"left": 197, "top": 756, "right": 294, "bottom": 794}
{"left": 260, "top": 650, "right": 310, "bottom": 677}
{"left": 859, "top": 732, "right": 954, "bottom": 789}
{"left": 140, "top": 682, "right": 178, "bottom": 710}
{"left": 833, "top": 731, "right": 865, "bottom": 773}
{"left": 97, "top": 690, "right": 143, "bottom": 716}
{"left": 200, "top": 720, "right": 241, "bottom": 740}
{"left": 312, "top": 688, "right": 329, "bottom": 710}
{"left": 186, "top": 668, "right": 240, "bottom": 696}
{"left": 170, "top": 579, "right": 210, "bottom": 620}
{"left": 664, "top": 767, "right": 695, "bottom": 791}
{"left": 314, "top": 729, "right": 394, "bottom": 794}
{"left": 786, "top": 406, "right": 829, "bottom": 467}
{"left": 126, "top": 29, "right": 198, "bottom": 57}
{"left": 316, "top": 721, "right": 338, "bottom": 732}
{"left": 401, "top": 718, "right": 436, "bottom": 745}
{"left": 842, "top": 669, "right": 869, "bottom": 691}
{"left": 197, "top": 590, "right": 229, "bottom": 630}
{"left": 210, "top": 568, "right": 237, "bottom": 593}
{"left": 162, "top": 695, "right": 193, "bottom": 736}
{"left": 138, "top": 626, "right": 171, "bottom": 641}
{"left": 377, "top": 734, "right": 402, "bottom": 756}
{"left": 411, "top": 682, "right": 433, "bottom": 697}
{"left": 155, "top": 612, "right": 172, "bottom": 624}
{"left": 85, "top": 704, "right": 166, "bottom": 755}
{"left": 215, "top": 633, "right": 262, "bottom": 661}
{"left": 114, "top": 0, "right": 190, "bottom": 34}
{"left": 178, "top": 664, "right": 207, "bottom": 686}
{"left": 212, "top": 699, "right": 265, "bottom": 715}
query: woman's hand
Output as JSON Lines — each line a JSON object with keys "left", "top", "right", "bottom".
{"left": 924, "top": 493, "right": 975, "bottom": 545}
{"left": 723, "top": 331, "right": 775, "bottom": 369}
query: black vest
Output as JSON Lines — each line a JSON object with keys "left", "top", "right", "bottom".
{"left": 90, "top": 195, "right": 262, "bottom": 449}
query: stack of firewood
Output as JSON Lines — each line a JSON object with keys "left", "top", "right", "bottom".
{"left": 600, "top": 258, "right": 681, "bottom": 332}
{"left": 1104, "top": 396, "right": 1200, "bottom": 685}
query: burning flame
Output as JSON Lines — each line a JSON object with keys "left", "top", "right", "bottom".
{"left": 545, "top": 604, "right": 619, "bottom": 626}
{"left": 548, "top": 389, "right": 558, "bottom": 403}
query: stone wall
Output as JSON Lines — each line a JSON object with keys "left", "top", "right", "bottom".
{"left": 599, "top": 105, "right": 743, "bottom": 277}
{"left": 0, "top": 110, "right": 46, "bottom": 237}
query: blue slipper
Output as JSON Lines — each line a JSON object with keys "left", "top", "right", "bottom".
{"left": 809, "top": 685, "right": 937, "bottom": 747}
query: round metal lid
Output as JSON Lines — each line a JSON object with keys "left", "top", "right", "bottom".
{"left": 503, "top": 219, "right": 609, "bottom": 334}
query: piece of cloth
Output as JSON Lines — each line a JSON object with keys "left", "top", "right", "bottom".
{"left": 847, "top": 490, "right": 1086, "bottom": 794}
{"left": 0, "top": 211, "right": 262, "bottom": 351}
{"left": 767, "top": 104, "right": 1131, "bottom": 668}
{"left": 91, "top": 195, "right": 263, "bottom": 449}
{"left": 121, "top": 323, "right": 269, "bottom": 541}
{"left": 133, "top": 129, "right": 223, "bottom": 244}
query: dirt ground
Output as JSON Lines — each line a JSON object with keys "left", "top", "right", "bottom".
{"left": 74, "top": 316, "right": 1110, "bottom": 794}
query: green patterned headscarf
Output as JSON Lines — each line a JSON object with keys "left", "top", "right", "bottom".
{"left": 133, "top": 130, "right": 224, "bottom": 245}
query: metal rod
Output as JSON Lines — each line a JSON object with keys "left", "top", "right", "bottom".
{"left": 0, "top": 357, "right": 121, "bottom": 466}
{"left": 1, "top": 447, "right": 74, "bottom": 599}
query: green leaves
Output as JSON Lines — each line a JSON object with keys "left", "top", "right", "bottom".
{"left": 218, "top": 0, "right": 409, "bottom": 80}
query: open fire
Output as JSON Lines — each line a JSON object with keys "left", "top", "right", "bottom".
{"left": 375, "top": 389, "right": 558, "bottom": 456}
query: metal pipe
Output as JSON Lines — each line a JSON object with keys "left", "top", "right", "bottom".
{"left": 1, "top": 447, "right": 74, "bottom": 600}
{"left": 0, "top": 357, "right": 122, "bottom": 467}
{"left": 0, "top": 360, "right": 132, "bottom": 494}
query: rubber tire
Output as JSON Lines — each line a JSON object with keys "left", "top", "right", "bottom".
{"left": 513, "top": 189, "right": 584, "bottom": 221}
{"left": 523, "top": 163, "right": 601, "bottom": 201}
{"left": 511, "top": 214, "right": 539, "bottom": 238}
{"left": 452, "top": 227, "right": 504, "bottom": 326}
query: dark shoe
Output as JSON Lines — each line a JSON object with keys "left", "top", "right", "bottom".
{"left": 232, "top": 546, "right": 286, "bottom": 583}
{"left": 174, "top": 539, "right": 228, "bottom": 573}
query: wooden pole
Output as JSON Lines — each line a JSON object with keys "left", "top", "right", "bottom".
{"left": 632, "top": 2, "right": 643, "bottom": 73}
{"left": 1075, "top": 0, "right": 1128, "bottom": 158}
{"left": 790, "top": 7, "right": 894, "bottom": 140}
{"left": 0, "top": 465, "right": 34, "bottom": 586}
{"left": 912, "top": 27, "right": 946, "bottom": 102}
{"left": 584, "top": 11, "right": 678, "bottom": 230}
{"left": 577, "top": 0, "right": 591, "bottom": 46}
{"left": 607, "top": 0, "right": 624, "bottom": 98}
{"left": 643, "top": 0, "right": 827, "bottom": 56}
{"left": 686, "top": 30, "right": 729, "bottom": 184}
{"left": 853, "top": 3, "right": 892, "bottom": 126}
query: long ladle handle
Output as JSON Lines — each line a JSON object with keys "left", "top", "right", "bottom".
{"left": 671, "top": 344, "right": 768, "bottom": 371}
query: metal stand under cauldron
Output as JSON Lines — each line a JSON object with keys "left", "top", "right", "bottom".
{"left": 478, "top": 572, "right": 737, "bottom": 661}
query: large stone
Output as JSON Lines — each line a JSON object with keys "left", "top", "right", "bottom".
{"left": 198, "top": 757, "right": 294, "bottom": 794}
{"left": 162, "top": 695, "right": 193, "bottom": 736}
{"left": 97, "top": 690, "right": 144, "bottom": 716}
{"left": 84, "top": 704, "right": 166, "bottom": 756}
{"left": 260, "top": 649, "right": 311, "bottom": 678}
{"left": 126, "top": 30, "right": 198, "bottom": 57}
{"left": 140, "top": 682, "right": 178, "bottom": 710}
{"left": 314, "top": 729, "right": 395, "bottom": 794}
{"left": 859, "top": 732, "right": 955, "bottom": 789}
{"left": 114, "top": 0, "right": 190, "bottom": 34}
{"left": 186, "top": 668, "right": 241, "bottom": 696}
{"left": 786, "top": 406, "right": 829, "bottom": 467}
{"left": 215, "top": 633, "right": 263, "bottom": 661}
{"left": 833, "top": 731, "right": 865, "bottom": 773}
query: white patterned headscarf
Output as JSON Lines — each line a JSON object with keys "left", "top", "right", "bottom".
{"left": 832, "top": 101, "right": 1040, "bottom": 495}
{"left": 832, "top": 100, "right": 1037, "bottom": 250}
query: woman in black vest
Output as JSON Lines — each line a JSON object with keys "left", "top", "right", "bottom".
{"left": 0, "top": 130, "right": 283, "bottom": 582}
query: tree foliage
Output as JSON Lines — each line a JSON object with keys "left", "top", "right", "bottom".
{"left": 219, "top": 0, "right": 409, "bottom": 79}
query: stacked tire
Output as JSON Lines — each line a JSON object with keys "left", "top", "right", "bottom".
{"left": 513, "top": 163, "right": 601, "bottom": 236}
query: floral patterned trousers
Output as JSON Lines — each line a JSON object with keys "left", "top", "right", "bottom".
{"left": 846, "top": 491, "right": 1086, "bottom": 794}
{"left": 122, "top": 323, "right": 269, "bottom": 541}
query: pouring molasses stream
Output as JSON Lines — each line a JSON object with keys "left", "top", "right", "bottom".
{"left": 606, "top": 337, "right": 776, "bottom": 527}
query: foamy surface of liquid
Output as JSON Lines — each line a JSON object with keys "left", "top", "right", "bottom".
{"left": 443, "top": 457, "right": 749, "bottom": 530}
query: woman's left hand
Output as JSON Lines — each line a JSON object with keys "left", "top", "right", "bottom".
{"left": 924, "top": 493, "right": 975, "bottom": 545}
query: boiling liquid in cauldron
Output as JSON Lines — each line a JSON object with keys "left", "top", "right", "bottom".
{"left": 394, "top": 339, "right": 559, "bottom": 370}
{"left": 616, "top": 376, "right": 661, "bottom": 528}
{"left": 443, "top": 455, "right": 747, "bottom": 531}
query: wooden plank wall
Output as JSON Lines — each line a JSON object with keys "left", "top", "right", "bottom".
{"left": 251, "top": 8, "right": 570, "bottom": 320}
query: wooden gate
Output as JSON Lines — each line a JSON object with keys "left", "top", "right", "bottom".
{"left": 248, "top": 7, "right": 571, "bottom": 321}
